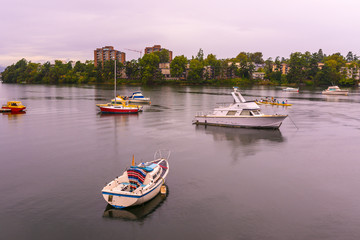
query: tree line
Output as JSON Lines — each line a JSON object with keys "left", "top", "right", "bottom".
{"left": 1, "top": 49, "right": 359, "bottom": 86}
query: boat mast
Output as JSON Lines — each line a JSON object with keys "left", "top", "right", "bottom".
{"left": 114, "top": 60, "right": 116, "bottom": 104}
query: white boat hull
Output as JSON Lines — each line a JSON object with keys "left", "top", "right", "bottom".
{"left": 129, "top": 99, "right": 151, "bottom": 104}
{"left": 102, "top": 180, "right": 164, "bottom": 208}
{"left": 322, "top": 91, "right": 348, "bottom": 96}
{"left": 193, "top": 115, "right": 287, "bottom": 129}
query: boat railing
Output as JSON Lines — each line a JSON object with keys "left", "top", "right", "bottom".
{"left": 215, "top": 102, "right": 233, "bottom": 108}
{"left": 195, "top": 111, "right": 213, "bottom": 116}
{"left": 154, "top": 149, "right": 171, "bottom": 161}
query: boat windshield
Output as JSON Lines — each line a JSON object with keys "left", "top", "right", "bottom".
{"left": 240, "top": 110, "right": 251, "bottom": 116}
{"left": 251, "top": 110, "right": 261, "bottom": 116}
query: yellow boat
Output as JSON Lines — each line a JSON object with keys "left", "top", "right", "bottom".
{"left": 256, "top": 101, "right": 292, "bottom": 106}
{"left": 1, "top": 101, "right": 26, "bottom": 112}
{"left": 96, "top": 96, "right": 143, "bottom": 111}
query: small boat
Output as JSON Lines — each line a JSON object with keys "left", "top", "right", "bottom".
{"left": 256, "top": 100, "right": 292, "bottom": 106}
{"left": 322, "top": 86, "right": 348, "bottom": 95}
{"left": 101, "top": 150, "right": 170, "bottom": 209}
{"left": 96, "top": 61, "right": 142, "bottom": 114}
{"left": 1, "top": 101, "right": 26, "bottom": 113}
{"left": 97, "top": 102, "right": 141, "bottom": 114}
{"left": 282, "top": 87, "right": 299, "bottom": 92}
{"left": 193, "top": 87, "right": 287, "bottom": 129}
{"left": 127, "top": 92, "right": 151, "bottom": 104}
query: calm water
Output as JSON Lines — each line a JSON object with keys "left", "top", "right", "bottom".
{"left": 1, "top": 83, "right": 360, "bottom": 240}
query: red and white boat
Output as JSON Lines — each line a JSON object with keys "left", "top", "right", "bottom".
{"left": 96, "top": 60, "right": 142, "bottom": 114}
{"left": 1, "top": 101, "right": 26, "bottom": 113}
{"left": 98, "top": 103, "right": 140, "bottom": 114}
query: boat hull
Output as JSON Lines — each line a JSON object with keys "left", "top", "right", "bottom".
{"left": 193, "top": 115, "right": 287, "bottom": 129}
{"left": 99, "top": 106, "right": 139, "bottom": 114}
{"left": 129, "top": 99, "right": 151, "bottom": 104}
{"left": 102, "top": 179, "right": 165, "bottom": 208}
{"left": 1, "top": 106, "right": 26, "bottom": 113}
{"left": 322, "top": 91, "right": 348, "bottom": 96}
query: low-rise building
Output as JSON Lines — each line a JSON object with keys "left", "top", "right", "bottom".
{"left": 252, "top": 72, "right": 265, "bottom": 80}
{"left": 272, "top": 63, "right": 290, "bottom": 75}
{"left": 342, "top": 63, "right": 360, "bottom": 80}
{"left": 159, "top": 63, "right": 171, "bottom": 78}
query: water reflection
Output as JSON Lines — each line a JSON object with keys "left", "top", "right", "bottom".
{"left": 103, "top": 190, "right": 168, "bottom": 221}
{"left": 196, "top": 125, "right": 285, "bottom": 159}
{"left": 1, "top": 111, "right": 26, "bottom": 119}
{"left": 195, "top": 125, "right": 285, "bottom": 145}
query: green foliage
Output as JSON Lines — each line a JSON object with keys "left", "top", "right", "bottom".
{"left": 139, "top": 53, "right": 161, "bottom": 84}
{"left": 125, "top": 60, "right": 140, "bottom": 80}
{"left": 2, "top": 49, "right": 358, "bottom": 87}
{"left": 153, "top": 49, "right": 170, "bottom": 63}
{"left": 204, "top": 54, "right": 221, "bottom": 79}
{"left": 187, "top": 59, "right": 204, "bottom": 82}
{"left": 1, "top": 58, "right": 99, "bottom": 84}
{"left": 170, "top": 55, "right": 187, "bottom": 78}
{"left": 339, "top": 78, "right": 355, "bottom": 86}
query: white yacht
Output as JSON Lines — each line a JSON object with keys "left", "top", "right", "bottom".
{"left": 193, "top": 87, "right": 287, "bottom": 129}
{"left": 282, "top": 87, "right": 299, "bottom": 92}
{"left": 322, "top": 86, "right": 348, "bottom": 95}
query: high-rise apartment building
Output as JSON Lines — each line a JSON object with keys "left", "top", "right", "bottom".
{"left": 94, "top": 46, "right": 126, "bottom": 67}
{"left": 144, "top": 45, "right": 173, "bottom": 62}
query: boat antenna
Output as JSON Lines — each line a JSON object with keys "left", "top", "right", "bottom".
{"left": 114, "top": 60, "right": 116, "bottom": 105}
{"left": 288, "top": 114, "right": 299, "bottom": 130}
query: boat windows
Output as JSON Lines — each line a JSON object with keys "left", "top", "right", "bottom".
{"left": 226, "top": 111, "right": 237, "bottom": 116}
{"left": 251, "top": 110, "right": 261, "bottom": 116}
{"left": 240, "top": 110, "right": 251, "bottom": 116}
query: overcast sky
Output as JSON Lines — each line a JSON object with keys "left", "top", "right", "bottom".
{"left": 1, "top": 0, "right": 359, "bottom": 67}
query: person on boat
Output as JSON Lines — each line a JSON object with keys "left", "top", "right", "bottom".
{"left": 282, "top": 101, "right": 285, "bottom": 104}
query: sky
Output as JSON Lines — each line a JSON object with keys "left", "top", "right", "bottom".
{"left": 1, "top": 0, "right": 360, "bottom": 68}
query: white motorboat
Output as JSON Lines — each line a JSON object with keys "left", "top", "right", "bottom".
{"left": 322, "top": 86, "right": 348, "bottom": 95}
{"left": 127, "top": 91, "right": 151, "bottom": 104}
{"left": 101, "top": 150, "right": 170, "bottom": 209}
{"left": 282, "top": 87, "right": 299, "bottom": 92}
{"left": 193, "top": 87, "right": 287, "bottom": 129}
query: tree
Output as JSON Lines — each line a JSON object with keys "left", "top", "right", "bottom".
{"left": 346, "top": 51, "right": 354, "bottom": 62}
{"left": 249, "top": 52, "right": 264, "bottom": 64}
{"left": 287, "top": 52, "right": 306, "bottom": 84}
{"left": 195, "top": 48, "right": 204, "bottom": 62}
{"left": 139, "top": 53, "right": 161, "bottom": 84}
{"left": 153, "top": 49, "right": 170, "bottom": 63}
{"left": 187, "top": 59, "right": 203, "bottom": 82}
{"left": 170, "top": 55, "right": 187, "bottom": 78}
{"left": 317, "top": 49, "right": 325, "bottom": 62}
{"left": 204, "top": 54, "right": 221, "bottom": 79}
{"left": 125, "top": 60, "right": 140, "bottom": 80}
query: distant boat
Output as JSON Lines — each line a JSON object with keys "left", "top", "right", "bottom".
{"left": 127, "top": 92, "right": 151, "bottom": 104}
{"left": 193, "top": 87, "right": 287, "bottom": 129}
{"left": 256, "top": 100, "right": 292, "bottom": 106}
{"left": 1, "top": 101, "right": 26, "bottom": 113}
{"left": 282, "top": 87, "right": 299, "bottom": 92}
{"left": 322, "top": 86, "right": 348, "bottom": 96}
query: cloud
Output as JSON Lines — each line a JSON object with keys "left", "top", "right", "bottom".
{"left": 1, "top": 0, "right": 360, "bottom": 66}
